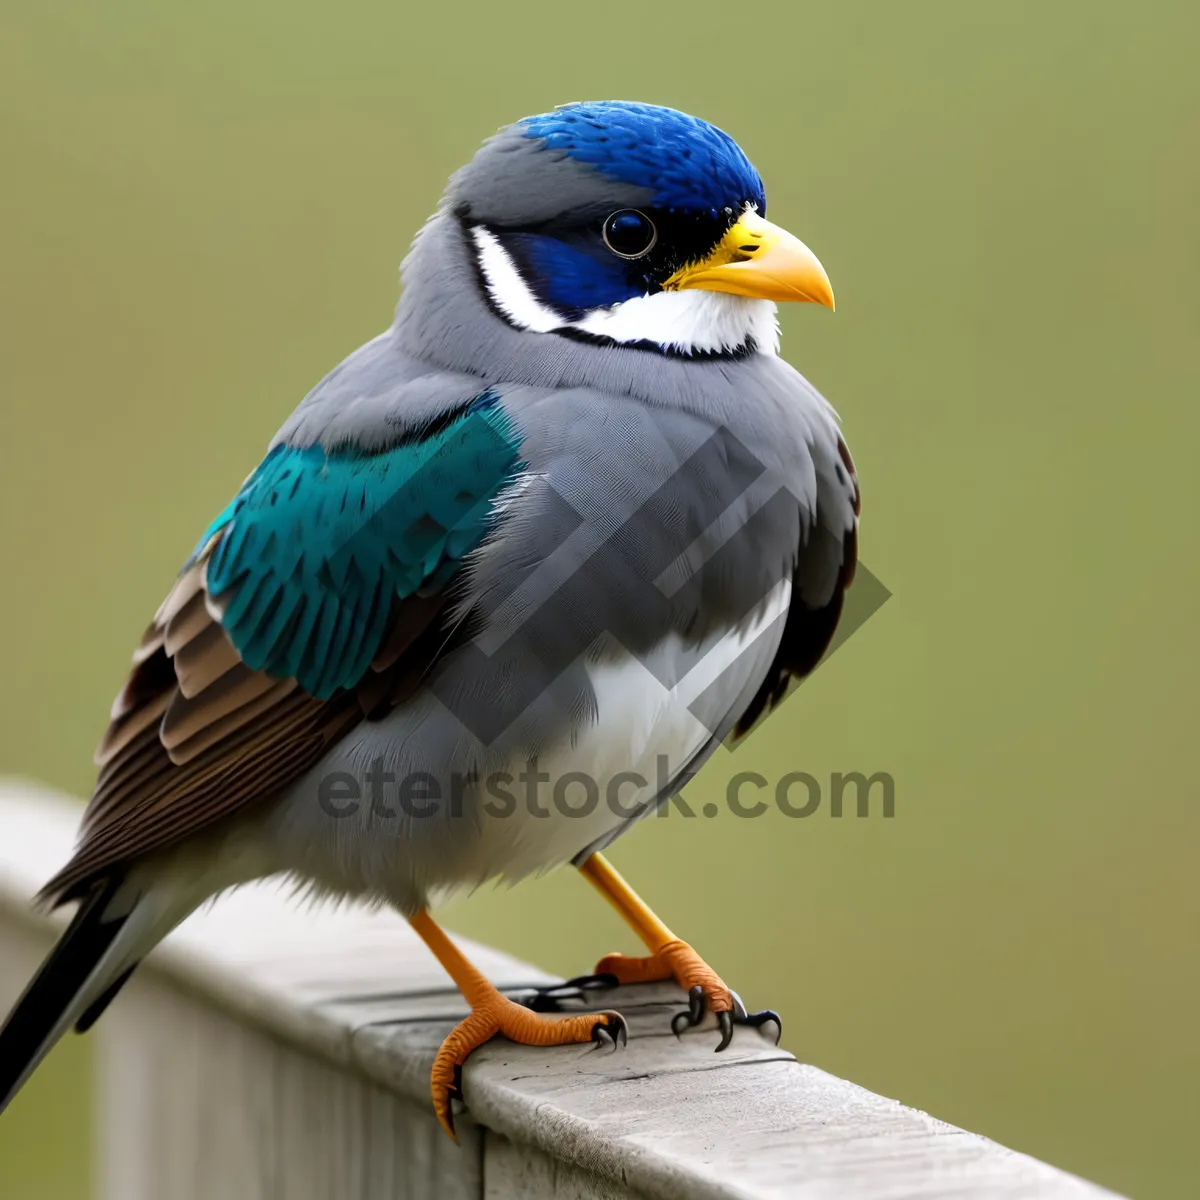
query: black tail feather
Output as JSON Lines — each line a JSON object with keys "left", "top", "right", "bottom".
{"left": 74, "top": 965, "right": 136, "bottom": 1034}
{"left": 0, "top": 880, "right": 128, "bottom": 1113}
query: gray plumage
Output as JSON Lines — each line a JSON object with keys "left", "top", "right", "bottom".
{"left": 259, "top": 193, "right": 855, "bottom": 908}
{"left": 0, "top": 103, "right": 859, "bottom": 1112}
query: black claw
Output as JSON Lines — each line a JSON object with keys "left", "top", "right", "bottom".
{"left": 565, "top": 972, "right": 621, "bottom": 992}
{"left": 715, "top": 1010, "right": 734, "bottom": 1052}
{"left": 668, "top": 985, "right": 782, "bottom": 1049}
{"left": 450, "top": 1062, "right": 465, "bottom": 1103}
{"left": 736, "top": 1007, "right": 783, "bottom": 1044}
{"left": 524, "top": 972, "right": 621, "bottom": 1012}
{"left": 592, "top": 1015, "right": 628, "bottom": 1051}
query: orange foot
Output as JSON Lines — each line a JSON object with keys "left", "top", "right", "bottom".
{"left": 431, "top": 985, "right": 625, "bottom": 1138}
{"left": 594, "top": 938, "right": 741, "bottom": 1046}
{"left": 573, "top": 854, "right": 782, "bottom": 1053}
{"left": 591, "top": 939, "right": 781, "bottom": 1052}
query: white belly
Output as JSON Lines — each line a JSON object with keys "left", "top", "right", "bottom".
{"left": 266, "top": 578, "right": 790, "bottom": 910}
{"left": 474, "top": 576, "right": 792, "bottom": 882}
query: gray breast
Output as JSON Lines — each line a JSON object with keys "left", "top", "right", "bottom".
{"left": 263, "top": 210, "right": 857, "bottom": 910}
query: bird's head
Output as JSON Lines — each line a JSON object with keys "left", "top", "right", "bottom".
{"left": 432, "top": 101, "right": 834, "bottom": 359}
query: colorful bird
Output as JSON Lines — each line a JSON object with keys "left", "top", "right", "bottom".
{"left": 0, "top": 101, "right": 859, "bottom": 1137}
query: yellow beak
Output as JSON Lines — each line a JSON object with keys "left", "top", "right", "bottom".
{"left": 665, "top": 210, "right": 835, "bottom": 309}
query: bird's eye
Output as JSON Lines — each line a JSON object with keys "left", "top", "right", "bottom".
{"left": 602, "top": 209, "right": 658, "bottom": 260}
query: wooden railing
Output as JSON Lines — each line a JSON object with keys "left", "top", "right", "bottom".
{"left": 0, "top": 781, "right": 1119, "bottom": 1199}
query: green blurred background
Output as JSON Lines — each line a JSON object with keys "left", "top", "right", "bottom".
{"left": 1, "top": 1, "right": 1197, "bottom": 1196}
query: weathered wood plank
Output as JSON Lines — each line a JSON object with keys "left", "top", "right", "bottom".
{"left": 0, "top": 781, "right": 1122, "bottom": 1199}
{"left": 97, "top": 973, "right": 483, "bottom": 1200}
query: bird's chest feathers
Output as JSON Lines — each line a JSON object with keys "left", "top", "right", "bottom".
{"left": 481, "top": 576, "right": 792, "bottom": 878}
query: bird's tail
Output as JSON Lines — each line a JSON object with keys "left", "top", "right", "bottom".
{"left": 0, "top": 878, "right": 181, "bottom": 1115}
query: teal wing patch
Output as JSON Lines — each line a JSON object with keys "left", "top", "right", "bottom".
{"left": 197, "top": 401, "right": 522, "bottom": 700}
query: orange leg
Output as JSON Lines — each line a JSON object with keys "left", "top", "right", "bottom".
{"left": 578, "top": 853, "right": 744, "bottom": 1045}
{"left": 409, "top": 909, "right": 625, "bottom": 1139}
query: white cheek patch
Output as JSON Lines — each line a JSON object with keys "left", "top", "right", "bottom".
{"left": 470, "top": 226, "right": 779, "bottom": 357}
{"left": 470, "top": 226, "right": 563, "bottom": 334}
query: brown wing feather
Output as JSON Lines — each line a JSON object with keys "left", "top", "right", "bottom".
{"left": 161, "top": 670, "right": 295, "bottom": 759}
{"left": 44, "top": 548, "right": 454, "bottom": 904}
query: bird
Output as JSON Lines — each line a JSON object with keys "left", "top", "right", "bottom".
{"left": 0, "top": 100, "right": 859, "bottom": 1138}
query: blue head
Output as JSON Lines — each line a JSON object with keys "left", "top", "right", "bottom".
{"left": 519, "top": 102, "right": 766, "bottom": 219}
{"left": 444, "top": 101, "right": 832, "bottom": 356}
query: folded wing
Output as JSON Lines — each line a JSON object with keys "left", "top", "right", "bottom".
{"left": 46, "top": 401, "right": 522, "bottom": 901}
